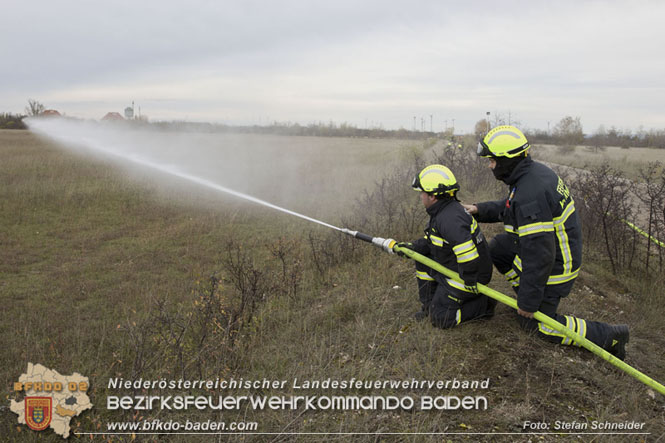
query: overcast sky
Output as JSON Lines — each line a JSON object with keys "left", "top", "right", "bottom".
{"left": 2, "top": 0, "right": 664, "bottom": 133}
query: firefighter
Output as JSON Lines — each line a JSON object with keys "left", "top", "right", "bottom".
{"left": 464, "top": 125, "right": 630, "bottom": 359}
{"left": 398, "top": 165, "right": 495, "bottom": 328}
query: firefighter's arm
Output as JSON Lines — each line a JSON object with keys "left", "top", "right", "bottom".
{"left": 514, "top": 200, "right": 556, "bottom": 313}
{"left": 410, "top": 237, "right": 430, "bottom": 255}
{"left": 445, "top": 211, "right": 481, "bottom": 292}
{"left": 395, "top": 237, "right": 429, "bottom": 257}
{"left": 474, "top": 199, "right": 505, "bottom": 223}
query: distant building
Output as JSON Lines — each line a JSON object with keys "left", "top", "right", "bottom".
{"left": 40, "top": 110, "right": 61, "bottom": 117}
{"left": 101, "top": 112, "right": 124, "bottom": 121}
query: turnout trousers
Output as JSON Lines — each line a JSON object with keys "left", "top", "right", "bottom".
{"left": 415, "top": 261, "right": 495, "bottom": 329}
{"left": 490, "top": 233, "right": 615, "bottom": 348}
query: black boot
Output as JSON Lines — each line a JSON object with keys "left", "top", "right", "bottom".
{"left": 414, "top": 304, "right": 429, "bottom": 321}
{"left": 604, "top": 324, "right": 630, "bottom": 360}
{"left": 484, "top": 298, "right": 498, "bottom": 319}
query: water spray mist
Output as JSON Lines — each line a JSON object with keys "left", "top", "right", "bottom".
{"left": 26, "top": 117, "right": 664, "bottom": 396}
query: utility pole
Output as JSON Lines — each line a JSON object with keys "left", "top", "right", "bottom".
{"left": 413, "top": 116, "right": 416, "bottom": 132}
{"left": 486, "top": 111, "right": 490, "bottom": 130}
{"left": 430, "top": 114, "right": 433, "bottom": 133}
{"left": 452, "top": 118, "right": 455, "bottom": 133}
{"left": 508, "top": 111, "right": 511, "bottom": 125}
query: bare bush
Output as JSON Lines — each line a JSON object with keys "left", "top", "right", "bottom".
{"left": 432, "top": 145, "right": 501, "bottom": 197}
{"left": 269, "top": 237, "right": 304, "bottom": 299}
{"left": 350, "top": 165, "right": 424, "bottom": 239}
{"left": 637, "top": 162, "right": 665, "bottom": 272}
{"left": 307, "top": 231, "right": 363, "bottom": 277}
{"left": 568, "top": 162, "right": 637, "bottom": 273}
{"left": 119, "top": 238, "right": 302, "bottom": 380}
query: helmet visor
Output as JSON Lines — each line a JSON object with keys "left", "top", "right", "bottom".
{"left": 411, "top": 175, "right": 423, "bottom": 191}
{"left": 477, "top": 141, "right": 492, "bottom": 157}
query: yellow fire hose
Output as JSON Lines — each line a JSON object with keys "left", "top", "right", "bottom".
{"left": 391, "top": 244, "right": 665, "bottom": 396}
{"left": 339, "top": 226, "right": 665, "bottom": 397}
{"left": 620, "top": 218, "right": 665, "bottom": 248}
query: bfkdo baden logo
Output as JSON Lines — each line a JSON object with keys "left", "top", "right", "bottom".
{"left": 25, "top": 397, "right": 53, "bottom": 431}
{"left": 10, "top": 363, "right": 92, "bottom": 439}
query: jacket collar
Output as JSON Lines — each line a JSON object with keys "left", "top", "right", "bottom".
{"left": 426, "top": 197, "right": 453, "bottom": 216}
{"left": 504, "top": 155, "right": 533, "bottom": 185}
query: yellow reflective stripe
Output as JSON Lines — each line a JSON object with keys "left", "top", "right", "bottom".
{"left": 448, "top": 295, "right": 461, "bottom": 303}
{"left": 429, "top": 234, "right": 447, "bottom": 247}
{"left": 512, "top": 258, "right": 577, "bottom": 284}
{"left": 518, "top": 221, "right": 555, "bottom": 237}
{"left": 446, "top": 278, "right": 476, "bottom": 293}
{"left": 538, "top": 322, "right": 565, "bottom": 338}
{"left": 470, "top": 218, "right": 478, "bottom": 234}
{"left": 504, "top": 224, "right": 517, "bottom": 234}
{"left": 513, "top": 255, "right": 522, "bottom": 271}
{"left": 562, "top": 316, "right": 574, "bottom": 345}
{"left": 416, "top": 271, "right": 435, "bottom": 281}
{"left": 547, "top": 268, "right": 579, "bottom": 285}
{"left": 456, "top": 248, "right": 479, "bottom": 263}
{"left": 456, "top": 309, "right": 462, "bottom": 325}
{"left": 555, "top": 223, "right": 573, "bottom": 273}
{"left": 453, "top": 240, "right": 475, "bottom": 255}
{"left": 576, "top": 319, "right": 587, "bottom": 347}
{"left": 504, "top": 269, "right": 520, "bottom": 287}
{"left": 571, "top": 317, "right": 580, "bottom": 346}
{"left": 553, "top": 200, "right": 575, "bottom": 225}
{"left": 554, "top": 201, "right": 575, "bottom": 274}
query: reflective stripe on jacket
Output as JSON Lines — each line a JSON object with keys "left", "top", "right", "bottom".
{"left": 475, "top": 157, "right": 582, "bottom": 311}
{"left": 412, "top": 198, "right": 493, "bottom": 295}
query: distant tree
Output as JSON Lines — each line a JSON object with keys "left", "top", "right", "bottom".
{"left": 474, "top": 119, "right": 490, "bottom": 139}
{"left": 553, "top": 116, "right": 584, "bottom": 147}
{"left": 588, "top": 124, "right": 607, "bottom": 153}
{"left": 25, "top": 99, "right": 45, "bottom": 116}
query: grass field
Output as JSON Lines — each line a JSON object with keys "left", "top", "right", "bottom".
{"left": 1, "top": 128, "right": 664, "bottom": 442}
{"left": 532, "top": 143, "right": 665, "bottom": 180}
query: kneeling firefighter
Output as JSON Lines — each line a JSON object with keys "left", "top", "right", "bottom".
{"left": 464, "top": 125, "right": 629, "bottom": 359}
{"left": 398, "top": 165, "right": 496, "bottom": 328}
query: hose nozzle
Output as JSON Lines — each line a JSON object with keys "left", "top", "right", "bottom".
{"left": 341, "top": 228, "right": 396, "bottom": 254}
{"left": 372, "top": 236, "right": 397, "bottom": 254}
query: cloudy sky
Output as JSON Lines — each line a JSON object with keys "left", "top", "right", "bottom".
{"left": 2, "top": 0, "right": 664, "bottom": 133}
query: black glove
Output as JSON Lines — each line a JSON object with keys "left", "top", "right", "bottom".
{"left": 464, "top": 280, "right": 479, "bottom": 295}
{"left": 394, "top": 242, "right": 414, "bottom": 257}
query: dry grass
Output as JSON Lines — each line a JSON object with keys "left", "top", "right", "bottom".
{"left": 1, "top": 129, "right": 663, "bottom": 442}
{"left": 532, "top": 143, "right": 665, "bottom": 180}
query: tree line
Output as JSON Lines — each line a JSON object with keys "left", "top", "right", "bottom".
{"left": 475, "top": 115, "right": 665, "bottom": 150}
{"left": 5, "top": 99, "right": 665, "bottom": 148}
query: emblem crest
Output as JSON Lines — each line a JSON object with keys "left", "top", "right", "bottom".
{"left": 25, "top": 397, "right": 52, "bottom": 431}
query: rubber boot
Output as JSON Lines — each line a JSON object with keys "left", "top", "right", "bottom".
{"left": 604, "top": 324, "right": 630, "bottom": 360}
{"left": 485, "top": 297, "right": 498, "bottom": 319}
{"left": 414, "top": 304, "right": 429, "bottom": 321}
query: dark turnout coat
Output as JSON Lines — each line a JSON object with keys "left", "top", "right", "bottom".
{"left": 412, "top": 198, "right": 493, "bottom": 297}
{"left": 475, "top": 157, "right": 582, "bottom": 312}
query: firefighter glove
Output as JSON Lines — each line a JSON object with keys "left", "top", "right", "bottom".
{"left": 464, "top": 280, "right": 479, "bottom": 295}
{"left": 395, "top": 242, "right": 414, "bottom": 257}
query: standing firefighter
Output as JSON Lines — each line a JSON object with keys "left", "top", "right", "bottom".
{"left": 398, "top": 165, "right": 495, "bottom": 328}
{"left": 464, "top": 125, "right": 630, "bottom": 359}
